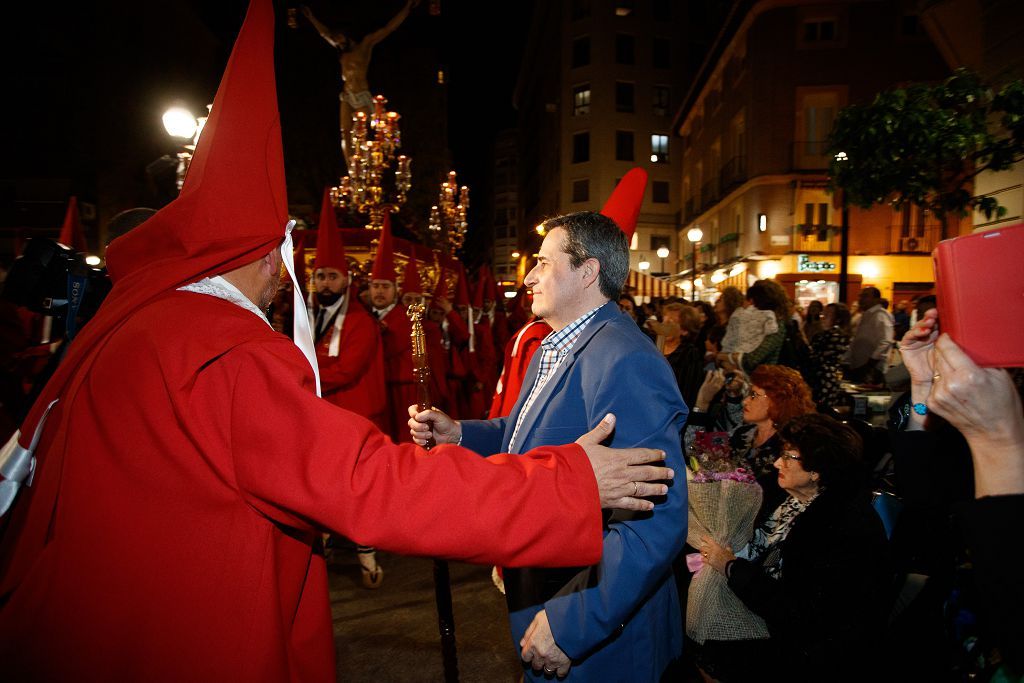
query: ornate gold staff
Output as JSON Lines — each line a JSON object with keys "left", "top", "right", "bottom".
{"left": 408, "top": 302, "right": 458, "bottom": 682}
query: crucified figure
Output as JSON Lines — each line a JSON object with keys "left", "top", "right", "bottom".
{"left": 302, "top": 1, "right": 418, "bottom": 168}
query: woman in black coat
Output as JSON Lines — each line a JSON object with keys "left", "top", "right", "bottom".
{"left": 700, "top": 414, "right": 892, "bottom": 681}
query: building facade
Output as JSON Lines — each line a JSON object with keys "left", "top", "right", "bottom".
{"left": 674, "top": 0, "right": 968, "bottom": 308}
{"left": 514, "top": 0, "right": 721, "bottom": 283}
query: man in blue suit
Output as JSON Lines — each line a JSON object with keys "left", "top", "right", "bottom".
{"left": 410, "top": 211, "right": 688, "bottom": 681}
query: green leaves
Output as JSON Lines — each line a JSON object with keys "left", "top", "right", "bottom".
{"left": 827, "top": 68, "right": 1024, "bottom": 222}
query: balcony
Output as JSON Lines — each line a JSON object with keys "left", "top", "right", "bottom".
{"left": 792, "top": 224, "right": 841, "bottom": 252}
{"left": 719, "top": 156, "right": 747, "bottom": 192}
{"left": 700, "top": 179, "right": 720, "bottom": 211}
{"left": 792, "top": 140, "right": 831, "bottom": 171}
{"left": 888, "top": 224, "right": 941, "bottom": 253}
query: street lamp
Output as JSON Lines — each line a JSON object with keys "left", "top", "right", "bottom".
{"left": 162, "top": 104, "right": 209, "bottom": 192}
{"left": 638, "top": 256, "right": 650, "bottom": 272}
{"left": 162, "top": 107, "right": 198, "bottom": 139}
{"left": 834, "top": 151, "right": 850, "bottom": 303}
{"left": 656, "top": 246, "right": 669, "bottom": 275}
{"left": 687, "top": 227, "right": 703, "bottom": 302}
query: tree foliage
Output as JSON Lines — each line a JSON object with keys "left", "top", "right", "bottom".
{"left": 827, "top": 69, "right": 1024, "bottom": 221}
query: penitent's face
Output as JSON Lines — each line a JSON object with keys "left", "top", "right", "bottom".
{"left": 370, "top": 279, "right": 397, "bottom": 308}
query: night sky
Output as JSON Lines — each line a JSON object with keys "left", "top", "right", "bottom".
{"left": 3, "top": 0, "right": 533, "bottom": 252}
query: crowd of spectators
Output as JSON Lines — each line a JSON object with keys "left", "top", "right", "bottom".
{"left": 619, "top": 286, "right": 1022, "bottom": 682}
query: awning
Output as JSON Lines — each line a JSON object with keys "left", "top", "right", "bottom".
{"left": 626, "top": 269, "right": 680, "bottom": 299}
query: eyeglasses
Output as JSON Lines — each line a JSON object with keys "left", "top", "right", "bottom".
{"left": 779, "top": 450, "right": 802, "bottom": 462}
{"left": 746, "top": 390, "right": 767, "bottom": 400}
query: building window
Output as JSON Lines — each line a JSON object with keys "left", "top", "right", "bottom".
{"left": 615, "top": 34, "right": 635, "bottom": 65}
{"left": 572, "top": 179, "right": 590, "bottom": 203}
{"left": 615, "top": 82, "right": 635, "bottom": 113}
{"left": 652, "top": 38, "right": 671, "bottom": 69}
{"left": 651, "top": 235, "right": 670, "bottom": 251}
{"left": 616, "top": 131, "right": 635, "bottom": 161}
{"left": 573, "top": 84, "right": 591, "bottom": 116}
{"left": 571, "top": 0, "right": 591, "bottom": 21}
{"left": 652, "top": 181, "right": 670, "bottom": 203}
{"left": 650, "top": 134, "right": 669, "bottom": 163}
{"left": 652, "top": 85, "right": 671, "bottom": 117}
{"left": 572, "top": 36, "right": 591, "bottom": 68}
{"left": 573, "top": 131, "right": 590, "bottom": 163}
{"left": 801, "top": 18, "right": 839, "bottom": 44}
{"left": 652, "top": 0, "right": 671, "bottom": 21}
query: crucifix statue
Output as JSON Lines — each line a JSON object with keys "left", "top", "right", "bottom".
{"left": 301, "top": 1, "right": 418, "bottom": 168}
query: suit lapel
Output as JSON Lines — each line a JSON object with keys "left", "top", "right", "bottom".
{"left": 502, "top": 302, "right": 618, "bottom": 452}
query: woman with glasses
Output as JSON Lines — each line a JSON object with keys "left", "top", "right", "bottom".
{"left": 699, "top": 414, "right": 892, "bottom": 680}
{"left": 688, "top": 365, "right": 817, "bottom": 511}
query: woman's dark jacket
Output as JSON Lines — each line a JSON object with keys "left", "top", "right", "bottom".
{"left": 727, "top": 487, "right": 892, "bottom": 678}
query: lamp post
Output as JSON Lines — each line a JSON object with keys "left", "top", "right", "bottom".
{"left": 834, "top": 151, "right": 850, "bottom": 303}
{"left": 687, "top": 227, "right": 703, "bottom": 302}
{"left": 162, "top": 105, "right": 209, "bottom": 192}
{"left": 638, "top": 256, "right": 650, "bottom": 272}
{"left": 656, "top": 246, "right": 669, "bottom": 276}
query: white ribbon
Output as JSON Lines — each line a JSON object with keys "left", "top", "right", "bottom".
{"left": 282, "top": 221, "right": 321, "bottom": 397}
{"left": 0, "top": 399, "right": 58, "bottom": 517}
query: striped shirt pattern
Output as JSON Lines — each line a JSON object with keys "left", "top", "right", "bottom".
{"left": 507, "top": 304, "right": 604, "bottom": 452}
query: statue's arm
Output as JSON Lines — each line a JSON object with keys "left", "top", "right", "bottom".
{"left": 302, "top": 5, "right": 346, "bottom": 50}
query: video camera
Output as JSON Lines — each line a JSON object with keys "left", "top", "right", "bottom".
{"left": 2, "top": 238, "right": 111, "bottom": 326}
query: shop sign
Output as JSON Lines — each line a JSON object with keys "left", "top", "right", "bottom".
{"left": 797, "top": 254, "right": 836, "bottom": 272}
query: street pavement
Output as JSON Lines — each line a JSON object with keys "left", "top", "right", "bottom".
{"left": 329, "top": 548, "right": 523, "bottom": 682}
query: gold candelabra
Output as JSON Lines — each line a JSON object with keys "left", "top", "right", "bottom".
{"left": 331, "top": 95, "right": 412, "bottom": 230}
{"left": 428, "top": 170, "right": 469, "bottom": 256}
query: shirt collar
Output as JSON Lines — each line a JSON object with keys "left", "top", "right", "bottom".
{"left": 541, "top": 302, "right": 605, "bottom": 353}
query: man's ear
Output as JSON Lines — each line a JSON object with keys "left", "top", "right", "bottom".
{"left": 581, "top": 258, "right": 601, "bottom": 288}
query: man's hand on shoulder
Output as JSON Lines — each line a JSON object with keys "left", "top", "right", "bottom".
{"left": 576, "top": 414, "right": 672, "bottom": 512}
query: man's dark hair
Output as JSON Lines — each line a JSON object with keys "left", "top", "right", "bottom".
{"left": 543, "top": 211, "right": 629, "bottom": 300}
{"left": 861, "top": 286, "right": 881, "bottom": 299}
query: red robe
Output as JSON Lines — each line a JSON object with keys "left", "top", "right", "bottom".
{"left": 489, "top": 318, "right": 552, "bottom": 418}
{"left": 467, "top": 314, "right": 497, "bottom": 420}
{"left": 444, "top": 310, "right": 471, "bottom": 418}
{"left": 315, "top": 297, "right": 387, "bottom": 433}
{"left": 0, "top": 291, "right": 602, "bottom": 682}
{"left": 424, "top": 319, "right": 450, "bottom": 413}
{"left": 379, "top": 304, "right": 416, "bottom": 442}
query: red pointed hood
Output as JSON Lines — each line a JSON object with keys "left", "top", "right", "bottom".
{"left": 453, "top": 264, "right": 471, "bottom": 307}
{"left": 432, "top": 267, "right": 449, "bottom": 300}
{"left": 371, "top": 214, "right": 397, "bottom": 282}
{"left": 58, "top": 197, "right": 87, "bottom": 253}
{"left": 20, "top": 0, "right": 287, "bottom": 442}
{"left": 480, "top": 264, "right": 497, "bottom": 302}
{"left": 313, "top": 188, "right": 347, "bottom": 274}
{"left": 600, "top": 167, "right": 647, "bottom": 240}
{"left": 402, "top": 257, "right": 422, "bottom": 294}
{"left": 471, "top": 273, "right": 484, "bottom": 308}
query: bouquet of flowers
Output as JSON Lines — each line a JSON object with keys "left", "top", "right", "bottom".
{"left": 685, "top": 431, "right": 769, "bottom": 644}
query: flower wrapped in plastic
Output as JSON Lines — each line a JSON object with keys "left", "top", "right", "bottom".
{"left": 685, "top": 431, "right": 769, "bottom": 644}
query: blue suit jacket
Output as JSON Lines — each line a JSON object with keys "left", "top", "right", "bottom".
{"left": 461, "top": 301, "right": 688, "bottom": 682}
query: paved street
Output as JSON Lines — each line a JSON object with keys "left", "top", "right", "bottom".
{"left": 329, "top": 548, "right": 522, "bottom": 682}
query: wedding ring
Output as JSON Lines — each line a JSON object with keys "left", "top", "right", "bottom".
{"left": 633, "top": 481, "right": 640, "bottom": 497}
{"left": 932, "top": 373, "right": 941, "bottom": 382}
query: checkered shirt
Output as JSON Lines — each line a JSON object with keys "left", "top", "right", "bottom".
{"left": 507, "top": 304, "right": 603, "bottom": 453}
